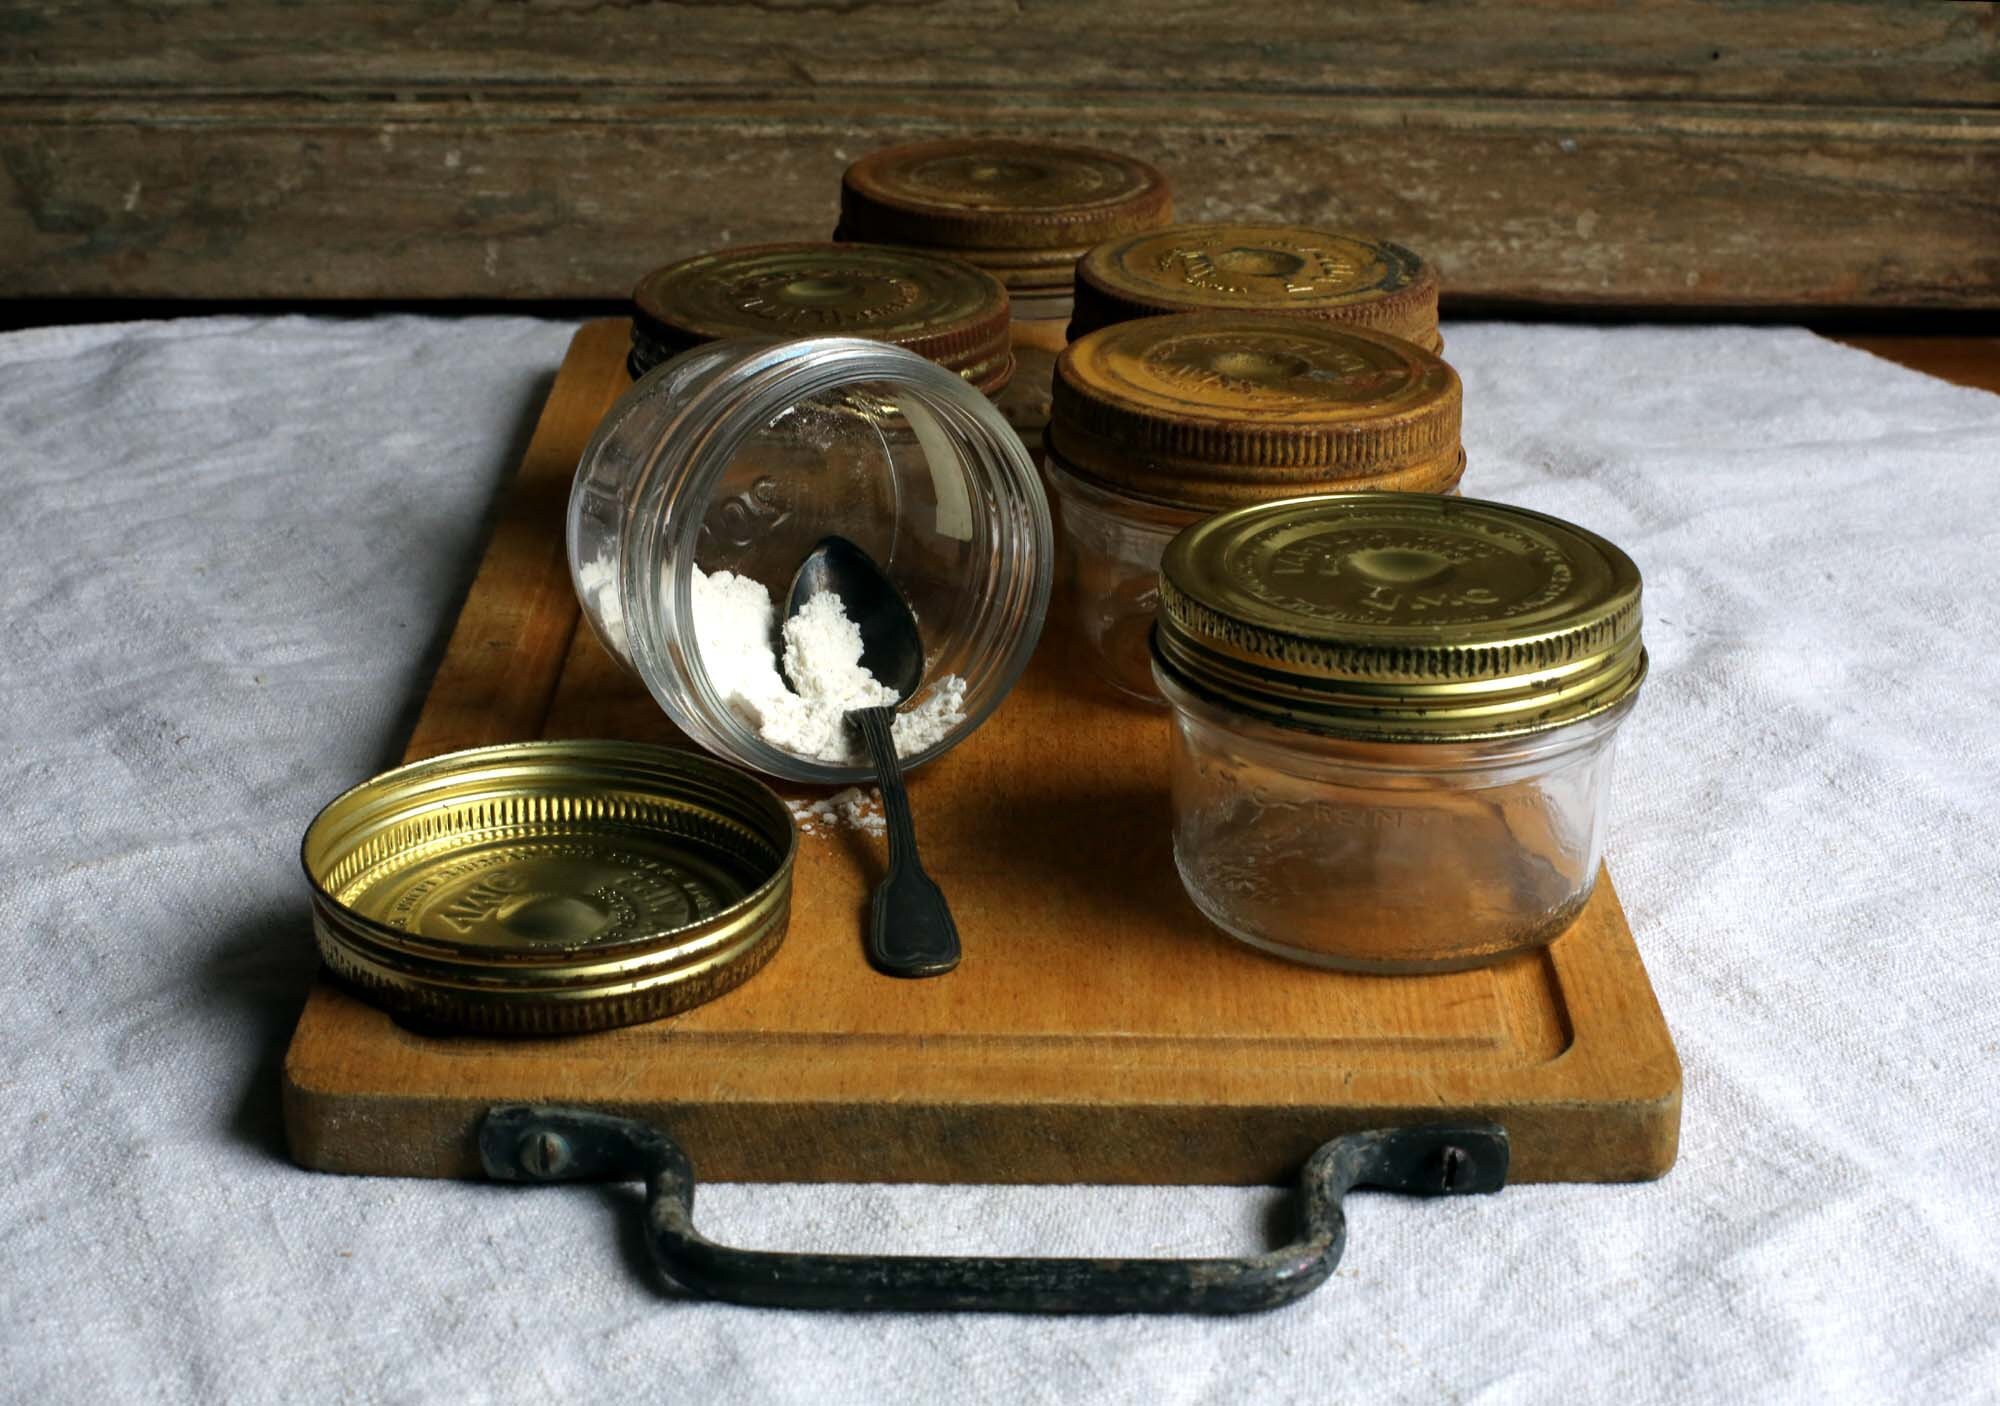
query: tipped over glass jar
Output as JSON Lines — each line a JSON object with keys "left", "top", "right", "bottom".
{"left": 1046, "top": 313, "right": 1465, "bottom": 703}
{"left": 569, "top": 335, "right": 1052, "bottom": 785}
{"left": 1151, "top": 493, "right": 1647, "bottom": 972}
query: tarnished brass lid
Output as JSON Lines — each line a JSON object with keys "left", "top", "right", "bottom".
{"left": 1069, "top": 225, "right": 1440, "bottom": 350}
{"left": 630, "top": 242, "right": 1014, "bottom": 393}
{"left": 1154, "top": 493, "right": 1646, "bottom": 741}
{"left": 836, "top": 139, "right": 1172, "bottom": 293}
{"left": 301, "top": 741, "right": 796, "bottom": 1035}
{"left": 1048, "top": 314, "right": 1463, "bottom": 511}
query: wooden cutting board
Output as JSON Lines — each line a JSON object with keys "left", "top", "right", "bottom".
{"left": 282, "top": 319, "right": 1682, "bottom": 1186}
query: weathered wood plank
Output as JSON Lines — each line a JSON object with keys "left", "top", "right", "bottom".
{"left": 3, "top": 94, "right": 1994, "bottom": 307}
{"left": 4, "top": 1, "right": 1993, "bottom": 107}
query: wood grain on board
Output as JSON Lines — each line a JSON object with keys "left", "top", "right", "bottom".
{"left": 1829, "top": 335, "right": 2000, "bottom": 394}
{"left": 282, "top": 318, "right": 1686, "bottom": 1187}
{"left": 3, "top": 2, "right": 1995, "bottom": 310}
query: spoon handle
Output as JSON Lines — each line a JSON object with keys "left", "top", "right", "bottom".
{"left": 851, "top": 706, "right": 960, "bottom": 978}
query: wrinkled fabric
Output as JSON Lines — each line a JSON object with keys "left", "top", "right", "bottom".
{"left": 1, "top": 315, "right": 1995, "bottom": 1404}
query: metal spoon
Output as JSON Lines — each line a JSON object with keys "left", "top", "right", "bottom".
{"left": 784, "top": 536, "right": 960, "bottom": 978}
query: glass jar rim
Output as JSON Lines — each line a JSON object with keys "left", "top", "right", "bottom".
{"left": 615, "top": 336, "right": 1051, "bottom": 784}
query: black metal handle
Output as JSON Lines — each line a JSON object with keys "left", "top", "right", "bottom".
{"left": 851, "top": 704, "right": 960, "bottom": 978}
{"left": 480, "top": 1106, "right": 1508, "bottom": 1316}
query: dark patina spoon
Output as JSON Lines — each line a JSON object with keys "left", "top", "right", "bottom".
{"left": 785, "top": 536, "right": 960, "bottom": 978}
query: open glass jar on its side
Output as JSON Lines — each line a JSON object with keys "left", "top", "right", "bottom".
{"left": 1046, "top": 314, "right": 1465, "bottom": 704}
{"left": 569, "top": 336, "right": 1053, "bottom": 785}
{"left": 1151, "top": 493, "right": 1647, "bottom": 972}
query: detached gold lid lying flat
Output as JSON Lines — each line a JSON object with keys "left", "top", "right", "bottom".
{"left": 630, "top": 242, "right": 1013, "bottom": 392}
{"left": 301, "top": 741, "right": 796, "bottom": 1035}
{"left": 1154, "top": 493, "right": 1646, "bottom": 741}
{"left": 1070, "top": 224, "right": 1441, "bottom": 350}
{"left": 836, "top": 139, "right": 1172, "bottom": 295}
{"left": 1048, "top": 314, "right": 1463, "bottom": 510}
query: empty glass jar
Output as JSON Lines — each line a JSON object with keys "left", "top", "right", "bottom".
{"left": 569, "top": 336, "right": 1052, "bottom": 785}
{"left": 1046, "top": 314, "right": 1465, "bottom": 703}
{"left": 1152, "top": 492, "right": 1647, "bottom": 972}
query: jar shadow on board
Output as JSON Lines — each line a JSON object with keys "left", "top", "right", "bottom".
{"left": 568, "top": 337, "right": 1053, "bottom": 785}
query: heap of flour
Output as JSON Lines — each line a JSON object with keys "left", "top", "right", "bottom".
{"left": 693, "top": 567, "right": 966, "bottom": 765}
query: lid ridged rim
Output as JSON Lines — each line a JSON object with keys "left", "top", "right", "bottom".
{"left": 630, "top": 242, "right": 1014, "bottom": 395}
{"left": 1048, "top": 315, "right": 1462, "bottom": 506}
{"left": 1068, "top": 225, "right": 1439, "bottom": 345}
{"left": 839, "top": 139, "right": 1172, "bottom": 253}
{"left": 300, "top": 740, "right": 797, "bottom": 1035}
{"left": 1152, "top": 493, "right": 1647, "bottom": 741}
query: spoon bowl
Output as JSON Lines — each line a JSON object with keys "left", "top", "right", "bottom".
{"left": 785, "top": 536, "right": 926, "bottom": 704}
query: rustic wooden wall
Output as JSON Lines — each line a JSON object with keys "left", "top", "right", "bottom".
{"left": 3, "top": 1, "right": 1996, "bottom": 310}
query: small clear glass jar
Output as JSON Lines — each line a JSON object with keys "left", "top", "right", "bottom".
{"left": 835, "top": 138, "right": 1173, "bottom": 354}
{"left": 569, "top": 336, "right": 1052, "bottom": 785}
{"left": 1047, "top": 314, "right": 1465, "bottom": 704}
{"left": 1152, "top": 492, "right": 1646, "bottom": 972}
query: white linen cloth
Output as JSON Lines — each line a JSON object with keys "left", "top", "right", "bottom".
{"left": 1, "top": 315, "right": 1995, "bottom": 1404}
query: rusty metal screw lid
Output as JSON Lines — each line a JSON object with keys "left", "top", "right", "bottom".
{"left": 1070, "top": 224, "right": 1441, "bottom": 350}
{"left": 630, "top": 242, "right": 1014, "bottom": 393}
{"left": 1154, "top": 493, "right": 1647, "bottom": 742}
{"left": 1048, "top": 314, "right": 1463, "bottom": 511}
{"left": 836, "top": 139, "right": 1172, "bottom": 294}
{"left": 300, "top": 740, "right": 797, "bottom": 1035}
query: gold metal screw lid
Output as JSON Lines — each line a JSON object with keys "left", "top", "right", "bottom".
{"left": 1048, "top": 314, "right": 1463, "bottom": 511}
{"left": 630, "top": 242, "right": 1014, "bottom": 393}
{"left": 300, "top": 741, "right": 796, "bottom": 1035}
{"left": 836, "top": 139, "right": 1172, "bottom": 291}
{"left": 1154, "top": 493, "right": 1646, "bottom": 741}
{"left": 1069, "top": 224, "right": 1440, "bottom": 350}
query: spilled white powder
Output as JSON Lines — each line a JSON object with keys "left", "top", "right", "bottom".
{"left": 788, "top": 787, "right": 888, "bottom": 837}
{"left": 692, "top": 567, "right": 966, "bottom": 765}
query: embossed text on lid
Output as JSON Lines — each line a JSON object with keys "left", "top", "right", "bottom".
{"left": 630, "top": 242, "right": 1013, "bottom": 392}
{"left": 301, "top": 740, "right": 797, "bottom": 1034}
{"left": 1153, "top": 494, "right": 1646, "bottom": 740}
{"left": 1047, "top": 314, "right": 1462, "bottom": 509}
{"left": 838, "top": 139, "right": 1172, "bottom": 254}
{"left": 1069, "top": 224, "right": 1440, "bottom": 348}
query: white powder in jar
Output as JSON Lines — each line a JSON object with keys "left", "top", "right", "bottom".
{"left": 692, "top": 567, "right": 966, "bottom": 766}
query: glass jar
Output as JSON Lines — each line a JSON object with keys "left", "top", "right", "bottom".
{"left": 1047, "top": 313, "right": 1465, "bottom": 703}
{"left": 835, "top": 138, "right": 1173, "bottom": 354}
{"left": 627, "top": 242, "right": 1014, "bottom": 394}
{"left": 569, "top": 335, "right": 1052, "bottom": 785}
{"left": 1151, "top": 492, "right": 1647, "bottom": 972}
{"left": 1068, "top": 224, "right": 1442, "bottom": 353}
